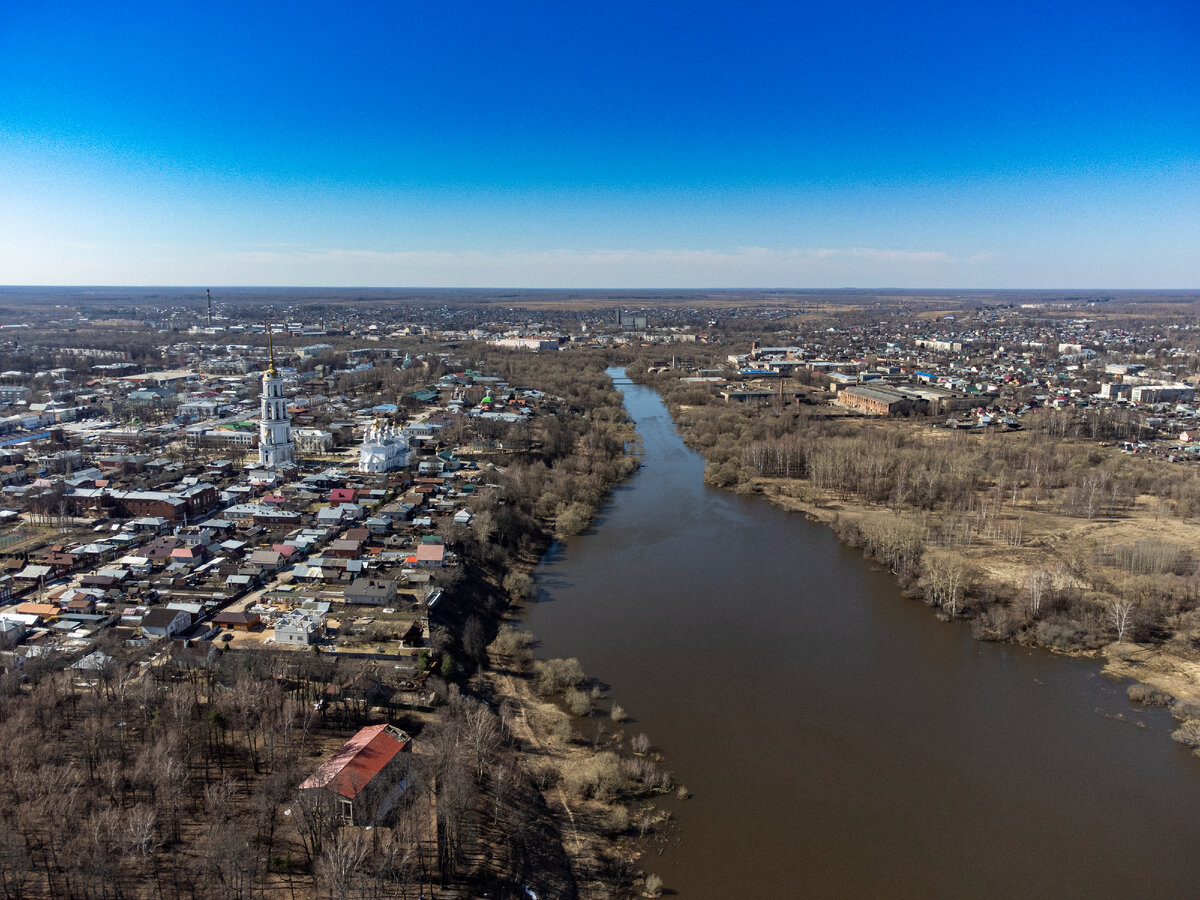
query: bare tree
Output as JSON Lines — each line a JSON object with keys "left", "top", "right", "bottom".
{"left": 1109, "top": 598, "right": 1136, "bottom": 642}
{"left": 462, "top": 701, "right": 503, "bottom": 782}
{"left": 316, "top": 828, "right": 370, "bottom": 900}
{"left": 124, "top": 804, "right": 160, "bottom": 859}
{"left": 923, "top": 551, "right": 973, "bottom": 618}
{"left": 1024, "top": 567, "right": 1049, "bottom": 620}
{"left": 293, "top": 789, "right": 342, "bottom": 865}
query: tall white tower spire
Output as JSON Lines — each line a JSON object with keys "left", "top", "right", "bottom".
{"left": 258, "top": 322, "right": 295, "bottom": 467}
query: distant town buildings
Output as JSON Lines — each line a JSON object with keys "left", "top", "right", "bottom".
{"left": 489, "top": 336, "right": 561, "bottom": 351}
{"left": 616, "top": 310, "right": 648, "bottom": 329}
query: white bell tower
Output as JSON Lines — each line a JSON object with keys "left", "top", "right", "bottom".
{"left": 258, "top": 322, "right": 295, "bottom": 467}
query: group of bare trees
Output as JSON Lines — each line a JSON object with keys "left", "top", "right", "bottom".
{"left": 0, "top": 641, "right": 469, "bottom": 899}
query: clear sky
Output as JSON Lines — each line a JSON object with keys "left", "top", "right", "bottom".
{"left": 2, "top": 0, "right": 1198, "bottom": 288}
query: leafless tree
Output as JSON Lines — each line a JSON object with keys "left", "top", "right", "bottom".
{"left": 1110, "top": 598, "right": 1136, "bottom": 642}
{"left": 463, "top": 615, "right": 487, "bottom": 667}
{"left": 124, "top": 804, "right": 160, "bottom": 860}
{"left": 317, "top": 828, "right": 370, "bottom": 900}
{"left": 293, "top": 789, "right": 342, "bottom": 865}
{"left": 1024, "top": 567, "right": 1050, "bottom": 620}
{"left": 923, "top": 551, "right": 973, "bottom": 618}
{"left": 462, "top": 700, "right": 503, "bottom": 782}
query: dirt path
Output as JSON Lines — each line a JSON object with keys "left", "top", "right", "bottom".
{"left": 488, "top": 665, "right": 628, "bottom": 899}
{"left": 493, "top": 670, "right": 579, "bottom": 826}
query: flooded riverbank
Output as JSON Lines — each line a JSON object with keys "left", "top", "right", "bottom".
{"left": 522, "top": 369, "right": 1200, "bottom": 898}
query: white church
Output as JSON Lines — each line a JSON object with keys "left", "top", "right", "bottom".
{"left": 358, "top": 420, "right": 411, "bottom": 473}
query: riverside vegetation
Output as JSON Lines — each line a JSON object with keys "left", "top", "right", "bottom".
{"left": 627, "top": 355, "right": 1200, "bottom": 753}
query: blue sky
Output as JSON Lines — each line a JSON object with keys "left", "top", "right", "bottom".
{"left": 1, "top": 0, "right": 1198, "bottom": 288}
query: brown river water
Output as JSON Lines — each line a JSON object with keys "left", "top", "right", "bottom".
{"left": 521, "top": 369, "right": 1200, "bottom": 899}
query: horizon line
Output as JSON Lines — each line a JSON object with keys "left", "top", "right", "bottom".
{"left": 2, "top": 285, "right": 1199, "bottom": 293}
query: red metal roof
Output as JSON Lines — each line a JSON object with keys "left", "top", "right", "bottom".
{"left": 299, "top": 724, "right": 410, "bottom": 799}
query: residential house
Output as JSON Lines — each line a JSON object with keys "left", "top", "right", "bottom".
{"left": 330, "top": 488, "right": 357, "bottom": 506}
{"left": 345, "top": 577, "right": 397, "bottom": 606}
{"left": 15, "top": 602, "right": 59, "bottom": 622}
{"left": 274, "top": 610, "right": 325, "bottom": 646}
{"left": 329, "top": 539, "right": 363, "bottom": 560}
{"left": 248, "top": 549, "right": 286, "bottom": 572}
{"left": 415, "top": 543, "right": 445, "bottom": 568}
{"left": 14, "top": 564, "right": 52, "bottom": 587}
{"left": 43, "top": 549, "right": 77, "bottom": 577}
{"left": 140, "top": 607, "right": 191, "bottom": 638}
{"left": 316, "top": 506, "right": 348, "bottom": 528}
{"left": 212, "top": 610, "right": 262, "bottom": 631}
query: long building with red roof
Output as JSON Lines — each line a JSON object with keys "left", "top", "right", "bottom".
{"left": 299, "top": 723, "right": 412, "bottom": 824}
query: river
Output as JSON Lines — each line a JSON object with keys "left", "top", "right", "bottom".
{"left": 522, "top": 369, "right": 1200, "bottom": 898}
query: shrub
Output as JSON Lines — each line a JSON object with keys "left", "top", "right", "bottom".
{"left": 533, "top": 657, "right": 587, "bottom": 695}
{"left": 1172, "top": 723, "right": 1200, "bottom": 749}
{"left": 972, "top": 604, "right": 1017, "bottom": 642}
{"left": 1127, "top": 683, "right": 1172, "bottom": 707}
{"left": 1175, "top": 700, "right": 1200, "bottom": 720}
{"left": 643, "top": 873, "right": 664, "bottom": 898}
{"left": 489, "top": 626, "right": 533, "bottom": 658}
{"left": 620, "top": 756, "right": 674, "bottom": 793}
{"left": 564, "top": 687, "right": 592, "bottom": 717}
{"left": 605, "top": 805, "right": 630, "bottom": 835}
{"left": 1035, "top": 614, "right": 1106, "bottom": 651}
{"left": 1035, "top": 619, "right": 1081, "bottom": 649}
{"left": 550, "top": 719, "right": 575, "bottom": 744}
{"left": 556, "top": 502, "right": 592, "bottom": 536}
{"left": 502, "top": 571, "right": 536, "bottom": 602}
{"left": 563, "top": 752, "right": 622, "bottom": 800}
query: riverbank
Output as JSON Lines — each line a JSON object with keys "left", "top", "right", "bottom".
{"left": 436, "top": 517, "right": 674, "bottom": 899}
{"left": 427, "top": 354, "right": 669, "bottom": 897}
{"left": 484, "top": 632, "right": 673, "bottom": 900}
{"left": 627, "top": 362, "right": 1200, "bottom": 754}
{"left": 755, "top": 475, "right": 1200, "bottom": 704}
{"left": 517, "top": 367, "right": 1200, "bottom": 898}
